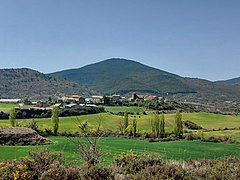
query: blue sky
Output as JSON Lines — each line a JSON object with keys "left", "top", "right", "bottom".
{"left": 0, "top": 0, "right": 240, "bottom": 81}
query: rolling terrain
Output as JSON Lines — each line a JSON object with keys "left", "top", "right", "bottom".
{"left": 50, "top": 58, "right": 240, "bottom": 112}
{"left": 0, "top": 109, "right": 240, "bottom": 164}
{"left": 0, "top": 68, "right": 94, "bottom": 100}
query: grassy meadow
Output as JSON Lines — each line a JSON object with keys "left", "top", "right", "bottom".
{"left": 1, "top": 105, "right": 240, "bottom": 165}
{"left": 0, "top": 136, "right": 240, "bottom": 165}
{"left": 104, "top": 106, "right": 146, "bottom": 113}
{"left": 0, "top": 111, "right": 239, "bottom": 134}
{"left": 202, "top": 130, "right": 240, "bottom": 141}
{"left": 0, "top": 103, "right": 19, "bottom": 113}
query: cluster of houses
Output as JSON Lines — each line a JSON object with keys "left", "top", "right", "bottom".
{"left": 0, "top": 95, "right": 105, "bottom": 110}
{"left": 57, "top": 93, "right": 161, "bottom": 105}
{"left": 129, "top": 93, "right": 159, "bottom": 102}
{"left": 0, "top": 93, "right": 161, "bottom": 110}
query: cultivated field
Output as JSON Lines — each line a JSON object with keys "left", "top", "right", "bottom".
{"left": 0, "top": 136, "right": 240, "bottom": 165}
{"left": 104, "top": 106, "right": 146, "bottom": 113}
{"left": 0, "top": 103, "right": 19, "bottom": 113}
{"left": 0, "top": 111, "right": 239, "bottom": 133}
{"left": 1, "top": 105, "right": 240, "bottom": 165}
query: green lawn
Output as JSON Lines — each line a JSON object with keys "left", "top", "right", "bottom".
{"left": 0, "top": 136, "right": 240, "bottom": 165}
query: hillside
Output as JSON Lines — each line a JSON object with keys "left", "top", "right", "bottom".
{"left": 0, "top": 68, "right": 94, "bottom": 100}
{"left": 49, "top": 58, "right": 195, "bottom": 95}
{"left": 50, "top": 58, "right": 240, "bottom": 113}
{"left": 175, "top": 78, "right": 240, "bottom": 112}
{"left": 219, "top": 77, "right": 240, "bottom": 84}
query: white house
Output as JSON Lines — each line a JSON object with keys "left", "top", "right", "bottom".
{"left": 0, "top": 99, "right": 21, "bottom": 104}
{"left": 85, "top": 96, "right": 104, "bottom": 104}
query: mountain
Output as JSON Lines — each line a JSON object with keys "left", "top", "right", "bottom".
{"left": 219, "top": 77, "right": 240, "bottom": 84}
{"left": 50, "top": 58, "right": 240, "bottom": 113}
{"left": 173, "top": 77, "right": 240, "bottom": 112}
{"left": 0, "top": 68, "right": 94, "bottom": 100}
{"left": 49, "top": 58, "right": 195, "bottom": 95}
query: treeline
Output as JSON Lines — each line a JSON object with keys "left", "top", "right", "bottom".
{"left": 0, "top": 106, "right": 104, "bottom": 119}
{"left": 138, "top": 99, "right": 195, "bottom": 112}
{"left": 105, "top": 99, "right": 196, "bottom": 112}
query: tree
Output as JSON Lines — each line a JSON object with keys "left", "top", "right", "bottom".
{"left": 150, "top": 119, "right": 156, "bottom": 135}
{"left": 124, "top": 111, "right": 129, "bottom": 130}
{"left": 118, "top": 119, "right": 124, "bottom": 135}
{"left": 132, "top": 118, "right": 137, "bottom": 137}
{"left": 51, "top": 106, "right": 59, "bottom": 135}
{"left": 160, "top": 112, "right": 165, "bottom": 138}
{"left": 174, "top": 110, "right": 183, "bottom": 138}
{"left": 154, "top": 112, "right": 160, "bottom": 137}
{"left": 9, "top": 108, "right": 16, "bottom": 127}
{"left": 77, "top": 115, "right": 103, "bottom": 167}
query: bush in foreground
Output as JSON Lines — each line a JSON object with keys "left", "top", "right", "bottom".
{"left": 1, "top": 149, "right": 240, "bottom": 179}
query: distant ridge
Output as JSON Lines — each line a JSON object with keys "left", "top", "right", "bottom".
{"left": 218, "top": 77, "right": 240, "bottom": 84}
{"left": 0, "top": 68, "right": 94, "bottom": 100}
{"left": 49, "top": 58, "right": 195, "bottom": 95}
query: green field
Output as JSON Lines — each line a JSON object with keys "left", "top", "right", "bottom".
{"left": 0, "top": 112, "right": 240, "bottom": 134}
{"left": 202, "top": 130, "right": 240, "bottom": 141}
{"left": 0, "top": 136, "right": 240, "bottom": 165}
{"left": 182, "top": 112, "right": 240, "bottom": 130}
{"left": 1, "top": 110, "right": 240, "bottom": 165}
{"left": 104, "top": 106, "right": 146, "bottom": 113}
{"left": 0, "top": 103, "right": 19, "bottom": 113}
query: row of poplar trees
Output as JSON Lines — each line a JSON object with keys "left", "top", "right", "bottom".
{"left": 151, "top": 109, "right": 183, "bottom": 138}
{"left": 122, "top": 109, "right": 183, "bottom": 138}
{"left": 151, "top": 110, "right": 183, "bottom": 138}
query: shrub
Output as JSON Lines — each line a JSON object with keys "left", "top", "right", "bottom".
{"left": 0, "top": 160, "right": 30, "bottom": 180}
{"left": 44, "top": 128, "right": 53, "bottom": 136}
{"left": 0, "top": 151, "right": 81, "bottom": 180}
{"left": 131, "top": 164, "right": 187, "bottom": 180}
{"left": 183, "top": 120, "right": 203, "bottom": 130}
{"left": 113, "top": 151, "right": 164, "bottom": 174}
{"left": 80, "top": 165, "right": 113, "bottom": 180}
{"left": 23, "top": 148, "right": 64, "bottom": 179}
{"left": 184, "top": 133, "right": 194, "bottom": 140}
{"left": 26, "top": 119, "right": 39, "bottom": 131}
{"left": 0, "top": 111, "right": 8, "bottom": 119}
{"left": 40, "top": 166, "right": 80, "bottom": 180}
{"left": 182, "top": 158, "right": 240, "bottom": 179}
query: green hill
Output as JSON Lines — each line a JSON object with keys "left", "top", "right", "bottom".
{"left": 0, "top": 68, "right": 94, "bottom": 100}
{"left": 49, "top": 58, "right": 195, "bottom": 95}
{"left": 49, "top": 58, "right": 240, "bottom": 113}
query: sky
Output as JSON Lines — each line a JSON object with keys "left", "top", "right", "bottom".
{"left": 0, "top": 0, "right": 240, "bottom": 81}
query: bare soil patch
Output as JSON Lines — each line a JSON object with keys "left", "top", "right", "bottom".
{"left": 0, "top": 127, "right": 52, "bottom": 146}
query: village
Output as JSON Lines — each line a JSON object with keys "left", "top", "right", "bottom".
{"left": 0, "top": 93, "right": 161, "bottom": 111}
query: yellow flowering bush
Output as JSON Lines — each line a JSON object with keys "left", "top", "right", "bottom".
{"left": 0, "top": 160, "right": 30, "bottom": 180}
